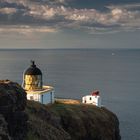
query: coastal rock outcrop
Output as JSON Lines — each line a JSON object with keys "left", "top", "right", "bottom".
{"left": 0, "top": 80, "right": 121, "bottom": 140}
{"left": 26, "top": 100, "right": 121, "bottom": 140}
{"left": 0, "top": 80, "right": 27, "bottom": 140}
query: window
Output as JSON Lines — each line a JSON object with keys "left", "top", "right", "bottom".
{"left": 89, "top": 97, "right": 92, "bottom": 100}
{"left": 30, "top": 96, "right": 34, "bottom": 100}
{"left": 41, "top": 95, "right": 43, "bottom": 104}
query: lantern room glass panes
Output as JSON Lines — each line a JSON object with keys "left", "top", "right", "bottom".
{"left": 24, "top": 75, "right": 42, "bottom": 90}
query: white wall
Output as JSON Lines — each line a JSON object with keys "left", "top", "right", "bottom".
{"left": 39, "top": 91, "right": 55, "bottom": 104}
{"left": 27, "top": 93, "right": 40, "bottom": 102}
{"left": 82, "top": 95, "right": 101, "bottom": 107}
{"left": 27, "top": 90, "right": 55, "bottom": 104}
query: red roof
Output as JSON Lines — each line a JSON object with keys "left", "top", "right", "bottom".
{"left": 91, "top": 90, "right": 100, "bottom": 96}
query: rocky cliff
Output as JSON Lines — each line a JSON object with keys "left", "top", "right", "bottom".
{"left": 0, "top": 80, "right": 27, "bottom": 140}
{"left": 25, "top": 100, "right": 121, "bottom": 140}
{"left": 0, "top": 80, "right": 121, "bottom": 140}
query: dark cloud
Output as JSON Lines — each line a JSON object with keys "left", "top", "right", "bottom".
{"left": 0, "top": 0, "right": 140, "bottom": 34}
{"left": 0, "top": 1, "right": 26, "bottom": 9}
{"left": 64, "top": 0, "right": 140, "bottom": 9}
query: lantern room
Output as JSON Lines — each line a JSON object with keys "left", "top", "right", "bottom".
{"left": 22, "top": 61, "right": 43, "bottom": 91}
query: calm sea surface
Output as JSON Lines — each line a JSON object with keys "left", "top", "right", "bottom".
{"left": 0, "top": 49, "right": 140, "bottom": 140}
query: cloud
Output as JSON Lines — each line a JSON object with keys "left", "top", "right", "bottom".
{"left": 64, "top": 3, "right": 140, "bottom": 33}
{"left": 0, "top": 25, "right": 57, "bottom": 36}
{"left": 0, "top": 0, "right": 140, "bottom": 34}
{"left": 0, "top": 7, "right": 17, "bottom": 14}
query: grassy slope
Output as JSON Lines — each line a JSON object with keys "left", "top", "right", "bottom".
{"left": 25, "top": 100, "right": 120, "bottom": 140}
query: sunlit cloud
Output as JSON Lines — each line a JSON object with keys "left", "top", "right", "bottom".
{"left": 0, "top": 0, "right": 140, "bottom": 34}
{"left": 0, "top": 25, "right": 57, "bottom": 36}
{"left": 0, "top": 7, "right": 17, "bottom": 14}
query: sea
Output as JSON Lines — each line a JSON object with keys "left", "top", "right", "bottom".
{"left": 0, "top": 48, "right": 140, "bottom": 140}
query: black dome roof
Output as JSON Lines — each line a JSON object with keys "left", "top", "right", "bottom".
{"left": 24, "top": 61, "right": 42, "bottom": 75}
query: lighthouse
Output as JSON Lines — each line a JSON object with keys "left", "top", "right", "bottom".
{"left": 22, "top": 61, "right": 54, "bottom": 104}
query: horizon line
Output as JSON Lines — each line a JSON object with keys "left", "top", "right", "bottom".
{"left": 0, "top": 47, "right": 140, "bottom": 50}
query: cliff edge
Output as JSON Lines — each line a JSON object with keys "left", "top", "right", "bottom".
{"left": 0, "top": 80, "right": 121, "bottom": 140}
{"left": 25, "top": 101, "right": 121, "bottom": 140}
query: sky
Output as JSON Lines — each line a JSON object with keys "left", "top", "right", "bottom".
{"left": 0, "top": 0, "right": 140, "bottom": 49}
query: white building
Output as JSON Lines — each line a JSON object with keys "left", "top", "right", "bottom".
{"left": 22, "top": 61, "right": 55, "bottom": 104}
{"left": 82, "top": 90, "right": 101, "bottom": 107}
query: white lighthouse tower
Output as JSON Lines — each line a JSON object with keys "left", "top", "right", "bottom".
{"left": 22, "top": 61, "right": 54, "bottom": 104}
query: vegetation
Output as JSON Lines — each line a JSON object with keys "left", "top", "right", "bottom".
{"left": 25, "top": 100, "right": 120, "bottom": 140}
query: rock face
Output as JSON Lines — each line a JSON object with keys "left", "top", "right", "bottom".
{"left": 0, "top": 80, "right": 27, "bottom": 140}
{"left": 0, "top": 114, "right": 10, "bottom": 140}
{"left": 26, "top": 101, "right": 121, "bottom": 140}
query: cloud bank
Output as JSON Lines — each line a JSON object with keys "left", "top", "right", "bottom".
{"left": 0, "top": 0, "right": 140, "bottom": 34}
